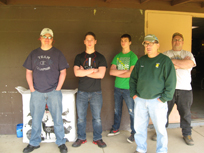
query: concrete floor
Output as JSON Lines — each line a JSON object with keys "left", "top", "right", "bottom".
{"left": 1, "top": 74, "right": 203, "bottom": 153}
{"left": 1, "top": 126, "right": 204, "bottom": 153}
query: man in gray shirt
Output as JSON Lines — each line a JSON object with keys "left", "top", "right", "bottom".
{"left": 23, "top": 28, "right": 69, "bottom": 153}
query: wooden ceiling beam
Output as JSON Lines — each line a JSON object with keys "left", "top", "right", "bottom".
{"left": 140, "top": 0, "right": 150, "bottom": 3}
{"left": 0, "top": 0, "right": 7, "bottom": 5}
{"left": 171, "top": 0, "right": 193, "bottom": 6}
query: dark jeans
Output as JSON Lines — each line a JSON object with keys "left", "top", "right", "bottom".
{"left": 112, "top": 87, "right": 136, "bottom": 134}
{"left": 76, "top": 90, "right": 103, "bottom": 141}
{"left": 166, "top": 89, "right": 193, "bottom": 136}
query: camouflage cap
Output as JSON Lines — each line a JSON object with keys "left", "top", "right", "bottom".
{"left": 143, "top": 34, "right": 159, "bottom": 43}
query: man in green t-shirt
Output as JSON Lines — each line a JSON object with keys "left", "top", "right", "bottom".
{"left": 107, "top": 34, "right": 138, "bottom": 143}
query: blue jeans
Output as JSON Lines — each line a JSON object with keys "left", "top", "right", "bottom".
{"left": 112, "top": 87, "right": 135, "bottom": 134}
{"left": 76, "top": 90, "right": 103, "bottom": 141}
{"left": 29, "top": 89, "right": 66, "bottom": 146}
{"left": 134, "top": 97, "right": 168, "bottom": 153}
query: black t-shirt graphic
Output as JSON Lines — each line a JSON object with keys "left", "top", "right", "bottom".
{"left": 74, "top": 51, "right": 107, "bottom": 92}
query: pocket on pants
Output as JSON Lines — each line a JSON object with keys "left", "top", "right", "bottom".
{"left": 77, "top": 91, "right": 84, "bottom": 95}
{"left": 31, "top": 90, "right": 37, "bottom": 95}
{"left": 55, "top": 89, "right": 61, "bottom": 92}
{"left": 133, "top": 96, "right": 138, "bottom": 102}
{"left": 156, "top": 100, "right": 167, "bottom": 110}
{"left": 94, "top": 91, "right": 102, "bottom": 95}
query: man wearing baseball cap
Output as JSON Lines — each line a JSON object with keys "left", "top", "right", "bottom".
{"left": 129, "top": 34, "right": 176, "bottom": 153}
{"left": 23, "top": 28, "right": 69, "bottom": 153}
{"left": 151, "top": 32, "right": 196, "bottom": 146}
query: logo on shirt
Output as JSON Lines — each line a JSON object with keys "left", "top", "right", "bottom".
{"left": 155, "top": 63, "right": 160, "bottom": 68}
{"left": 35, "top": 55, "right": 53, "bottom": 71}
{"left": 117, "top": 57, "right": 130, "bottom": 70}
{"left": 141, "top": 65, "right": 144, "bottom": 67}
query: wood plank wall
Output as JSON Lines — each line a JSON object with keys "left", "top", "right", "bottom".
{"left": 0, "top": 6, "right": 144, "bottom": 134}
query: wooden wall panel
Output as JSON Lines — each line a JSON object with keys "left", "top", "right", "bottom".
{"left": 0, "top": 6, "right": 144, "bottom": 134}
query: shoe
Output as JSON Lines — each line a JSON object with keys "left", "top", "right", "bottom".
{"left": 183, "top": 135, "right": 194, "bottom": 146}
{"left": 72, "top": 139, "right": 87, "bottom": 147}
{"left": 107, "top": 128, "right": 120, "bottom": 136}
{"left": 93, "top": 139, "right": 107, "bottom": 148}
{"left": 58, "top": 144, "right": 68, "bottom": 153}
{"left": 151, "top": 132, "right": 157, "bottom": 141}
{"left": 127, "top": 133, "right": 135, "bottom": 143}
{"left": 23, "top": 144, "right": 40, "bottom": 153}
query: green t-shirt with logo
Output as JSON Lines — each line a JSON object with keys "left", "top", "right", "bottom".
{"left": 111, "top": 51, "right": 138, "bottom": 89}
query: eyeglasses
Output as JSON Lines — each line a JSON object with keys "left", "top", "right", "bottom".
{"left": 173, "top": 39, "right": 182, "bottom": 42}
{"left": 41, "top": 35, "right": 53, "bottom": 39}
{"left": 142, "top": 42, "right": 157, "bottom": 47}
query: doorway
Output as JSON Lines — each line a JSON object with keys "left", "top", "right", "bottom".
{"left": 191, "top": 17, "right": 204, "bottom": 121}
{"left": 145, "top": 10, "right": 204, "bottom": 124}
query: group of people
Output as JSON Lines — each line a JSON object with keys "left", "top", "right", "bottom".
{"left": 22, "top": 28, "right": 196, "bottom": 153}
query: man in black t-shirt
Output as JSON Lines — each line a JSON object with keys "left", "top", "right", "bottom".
{"left": 72, "top": 32, "right": 107, "bottom": 148}
{"left": 23, "top": 28, "right": 69, "bottom": 153}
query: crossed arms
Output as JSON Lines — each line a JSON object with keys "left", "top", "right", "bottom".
{"left": 74, "top": 65, "right": 106, "bottom": 79}
{"left": 109, "top": 64, "right": 135, "bottom": 78}
{"left": 171, "top": 56, "right": 195, "bottom": 69}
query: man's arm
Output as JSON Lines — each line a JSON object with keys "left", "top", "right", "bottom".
{"left": 26, "top": 69, "right": 35, "bottom": 92}
{"left": 159, "top": 60, "right": 177, "bottom": 103}
{"left": 129, "top": 64, "right": 138, "bottom": 98}
{"left": 87, "top": 66, "right": 106, "bottom": 79}
{"left": 56, "top": 69, "right": 66, "bottom": 91}
{"left": 109, "top": 64, "right": 135, "bottom": 78}
{"left": 109, "top": 64, "right": 128, "bottom": 76}
{"left": 171, "top": 56, "right": 195, "bottom": 69}
{"left": 74, "top": 65, "right": 94, "bottom": 77}
{"left": 117, "top": 66, "right": 135, "bottom": 78}
{"left": 174, "top": 65, "right": 180, "bottom": 70}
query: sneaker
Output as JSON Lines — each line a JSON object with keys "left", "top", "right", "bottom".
{"left": 93, "top": 139, "right": 107, "bottom": 148}
{"left": 58, "top": 144, "right": 68, "bottom": 153}
{"left": 151, "top": 132, "right": 157, "bottom": 141}
{"left": 23, "top": 144, "right": 40, "bottom": 153}
{"left": 72, "top": 139, "right": 87, "bottom": 147}
{"left": 107, "top": 128, "right": 120, "bottom": 136}
{"left": 183, "top": 135, "right": 194, "bottom": 146}
{"left": 127, "top": 133, "right": 135, "bottom": 143}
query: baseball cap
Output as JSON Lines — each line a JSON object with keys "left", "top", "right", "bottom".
{"left": 40, "top": 28, "right": 54, "bottom": 37}
{"left": 143, "top": 34, "right": 159, "bottom": 43}
{"left": 172, "top": 32, "right": 184, "bottom": 40}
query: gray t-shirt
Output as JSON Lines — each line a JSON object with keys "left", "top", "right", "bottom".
{"left": 23, "top": 47, "right": 69, "bottom": 93}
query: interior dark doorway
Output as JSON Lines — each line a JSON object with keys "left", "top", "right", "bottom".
{"left": 191, "top": 17, "right": 204, "bottom": 122}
